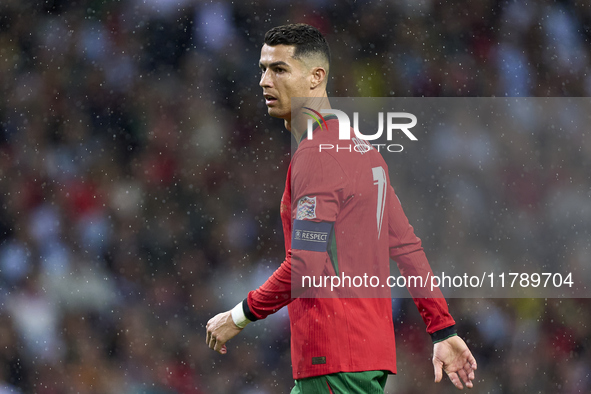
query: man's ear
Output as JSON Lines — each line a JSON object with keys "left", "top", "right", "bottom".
{"left": 310, "top": 67, "right": 327, "bottom": 89}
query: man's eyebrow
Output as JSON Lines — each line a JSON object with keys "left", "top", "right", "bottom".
{"left": 259, "top": 61, "right": 290, "bottom": 69}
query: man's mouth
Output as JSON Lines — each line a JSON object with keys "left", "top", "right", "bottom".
{"left": 264, "top": 94, "right": 277, "bottom": 105}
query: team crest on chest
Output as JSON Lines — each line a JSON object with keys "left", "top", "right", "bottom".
{"left": 296, "top": 196, "right": 317, "bottom": 220}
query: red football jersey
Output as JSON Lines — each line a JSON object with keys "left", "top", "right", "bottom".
{"left": 246, "top": 118, "right": 455, "bottom": 379}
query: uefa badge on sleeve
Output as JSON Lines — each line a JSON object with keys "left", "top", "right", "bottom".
{"left": 296, "top": 196, "right": 317, "bottom": 220}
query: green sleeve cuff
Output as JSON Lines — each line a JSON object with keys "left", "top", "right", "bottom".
{"left": 242, "top": 298, "right": 259, "bottom": 322}
{"left": 431, "top": 325, "right": 457, "bottom": 344}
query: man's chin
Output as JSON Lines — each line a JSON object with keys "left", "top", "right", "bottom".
{"left": 267, "top": 107, "right": 289, "bottom": 119}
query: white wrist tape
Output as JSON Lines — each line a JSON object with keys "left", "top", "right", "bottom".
{"left": 231, "top": 302, "right": 251, "bottom": 328}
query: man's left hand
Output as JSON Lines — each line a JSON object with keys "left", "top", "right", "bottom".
{"left": 206, "top": 311, "right": 243, "bottom": 354}
{"left": 433, "top": 335, "right": 477, "bottom": 389}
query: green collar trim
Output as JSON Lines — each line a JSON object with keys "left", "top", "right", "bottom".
{"left": 298, "top": 114, "right": 339, "bottom": 144}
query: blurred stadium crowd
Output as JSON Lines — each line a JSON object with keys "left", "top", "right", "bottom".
{"left": 0, "top": 0, "right": 590, "bottom": 393}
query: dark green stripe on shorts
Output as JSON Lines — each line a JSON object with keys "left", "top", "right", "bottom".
{"left": 291, "top": 370, "right": 388, "bottom": 394}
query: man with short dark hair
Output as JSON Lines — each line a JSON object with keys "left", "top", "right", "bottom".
{"left": 206, "top": 23, "right": 477, "bottom": 393}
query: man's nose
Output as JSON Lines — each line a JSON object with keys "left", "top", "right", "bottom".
{"left": 259, "top": 70, "right": 271, "bottom": 88}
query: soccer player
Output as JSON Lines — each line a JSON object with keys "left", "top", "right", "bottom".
{"left": 206, "top": 23, "right": 477, "bottom": 392}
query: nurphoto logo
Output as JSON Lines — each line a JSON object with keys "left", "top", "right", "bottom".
{"left": 303, "top": 107, "right": 418, "bottom": 153}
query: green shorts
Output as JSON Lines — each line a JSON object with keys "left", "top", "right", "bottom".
{"left": 291, "top": 370, "right": 388, "bottom": 394}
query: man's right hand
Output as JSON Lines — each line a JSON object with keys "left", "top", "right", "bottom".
{"left": 206, "top": 311, "right": 243, "bottom": 354}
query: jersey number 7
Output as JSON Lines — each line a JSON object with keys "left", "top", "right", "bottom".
{"left": 372, "top": 166, "right": 387, "bottom": 239}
